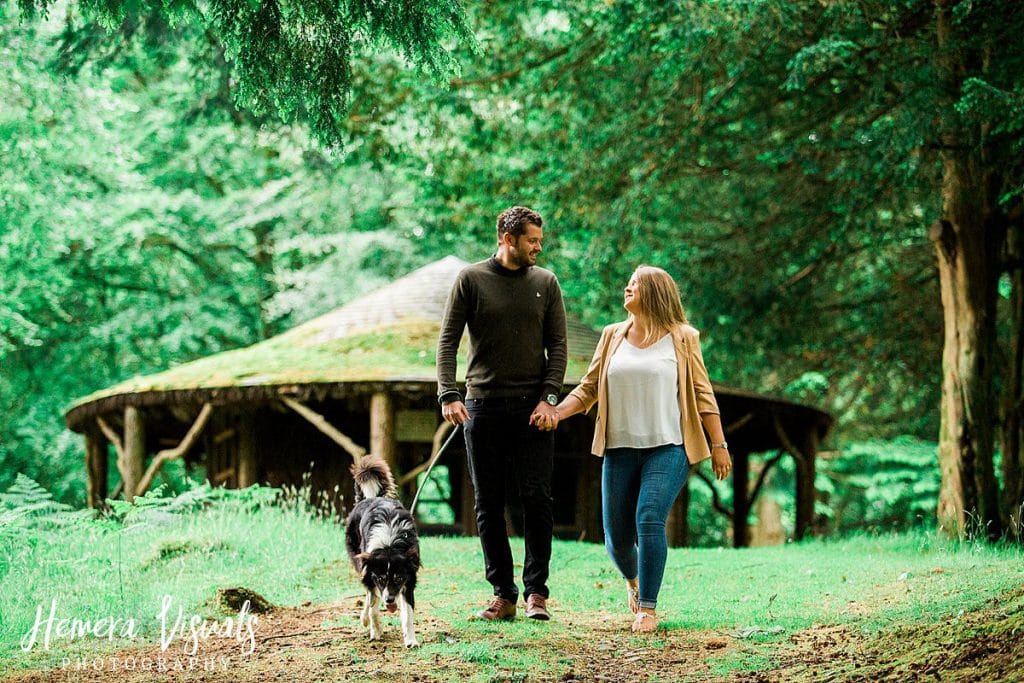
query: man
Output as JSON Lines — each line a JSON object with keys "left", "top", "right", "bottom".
{"left": 436, "top": 206, "right": 568, "bottom": 622}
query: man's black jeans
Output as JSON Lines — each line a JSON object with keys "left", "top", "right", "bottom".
{"left": 464, "top": 396, "right": 554, "bottom": 601}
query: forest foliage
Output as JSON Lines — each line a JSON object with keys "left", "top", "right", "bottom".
{"left": 2, "top": 0, "right": 1023, "bottom": 537}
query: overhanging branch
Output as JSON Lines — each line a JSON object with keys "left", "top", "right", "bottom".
{"left": 693, "top": 469, "right": 732, "bottom": 520}
{"left": 450, "top": 44, "right": 573, "bottom": 88}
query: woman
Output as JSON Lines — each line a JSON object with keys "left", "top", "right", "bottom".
{"left": 536, "top": 266, "right": 731, "bottom": 633}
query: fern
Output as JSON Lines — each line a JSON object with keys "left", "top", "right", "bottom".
{"left": 0, "top": 473, "right": 71, "bottom": 516}
{"left": 0, "top": 474, "right": 323, "bottom": 542}
{"left": 0, "top": 506, "right": 30, "bottom": 531}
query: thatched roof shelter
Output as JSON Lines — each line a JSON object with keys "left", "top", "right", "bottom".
{"left": 65, "top": 256, "right": 601, "bottom": 419}
{"left": 66, "top": 256, "right": 832, "bottom": 547}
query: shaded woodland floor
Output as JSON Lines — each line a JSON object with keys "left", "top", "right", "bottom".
{"left": 5, "top": 586, "right": 1022, "bottom": 683}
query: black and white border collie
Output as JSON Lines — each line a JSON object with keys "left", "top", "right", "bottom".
{"left": 345, "top": 455, "right": 421, "bottom": 648}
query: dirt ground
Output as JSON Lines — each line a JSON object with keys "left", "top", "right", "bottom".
{"left": 735, "top": 587, "right": 1024, "bottom": 683}
{"left": 5, "top": 589, "right": 1022, "bottom": 683}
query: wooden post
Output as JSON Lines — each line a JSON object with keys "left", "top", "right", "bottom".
{"left": 237, "top": 411, "right": 258, "bottom": 488}
{"left": 84, "top": 428, "right": 109, "bottom": 509}
{"left": 666, "top": 481, "right": 691, "bottom": 548}
{"left": 122, "top": 406, "right": 146, "bottom": 503}
{"left": 370, "top": 392, "right": 397, "bottom": 471}
{"left": 732, "top": 449, "right": 750, "bottom": 548}
{"left": 794, "top": 428, "right": 819, "bottom": 541}
{"left": 587, "top": 457, "right": 603, "bottom": 545}
{"left": 586, "top": 416, "right": 603, "bottom": 544}
{"left": 575, "top": 446, "right": 602, "bottom": 544}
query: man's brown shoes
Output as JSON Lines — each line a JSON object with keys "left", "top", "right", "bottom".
{"left": 524, "top": 594, "right": 551, "bottom": 620}
{"left": 476, "top": 594, "right": 551, "bottom": 621}
{"left": 477, "top": 596, "right": 517, "bottom": 621}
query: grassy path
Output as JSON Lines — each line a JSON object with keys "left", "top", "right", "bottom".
{"left": 2, "top": 497, "right": 1022, "bottom": 681}
{"left": 4, "top": 584, "right": 1022, "bottom": 682}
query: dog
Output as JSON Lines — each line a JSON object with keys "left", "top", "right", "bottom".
{"left": 345, "top": 455, "right": 421, "bottom": 648}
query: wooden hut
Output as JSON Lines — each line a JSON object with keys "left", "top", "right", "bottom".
{"left": 64, "top": 256, "right": 832, "bottom": 547}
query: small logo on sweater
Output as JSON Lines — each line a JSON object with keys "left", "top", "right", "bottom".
{"left": 536, "top": 292, "right": 541, "bottom": 298}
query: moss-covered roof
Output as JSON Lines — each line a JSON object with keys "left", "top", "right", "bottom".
{"left": 70, "top": 320, "right": 596, "bottom": 401}
{"left": 65, "top": 257, "right": 602, "bottom": 427}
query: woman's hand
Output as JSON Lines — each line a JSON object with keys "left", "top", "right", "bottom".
{"left": 537, "top": 396, "right": 584, "bottom": 431}
{"left": 530, "top": 403, "right": 560, "bottom": 431}
{"left": 711, "top": 447, "right": 732, "bottom": 480}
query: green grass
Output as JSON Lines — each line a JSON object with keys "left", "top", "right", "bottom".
{"left": 2, "top": 486, "right": 1022, "bottom": 681}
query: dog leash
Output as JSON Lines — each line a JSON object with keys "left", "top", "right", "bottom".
{"left": 409, "top": 423, "right": 463, "bottom": 516}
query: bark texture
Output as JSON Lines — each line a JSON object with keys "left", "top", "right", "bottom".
{"left": 932, "top": 2, "right": 1004, "bottom": 539}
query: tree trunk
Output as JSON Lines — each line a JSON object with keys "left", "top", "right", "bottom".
{"left": 930, "top": 213, "right": 1002, "bottom": 540}
{"left": 252, "top": 220, "right": 276, "bottom": 340}
{"left": 1001, "top": 222, "right": 1024, "bottom": 538}
{"left": 931, "top": 3, "right": 1004, "bottom": 540}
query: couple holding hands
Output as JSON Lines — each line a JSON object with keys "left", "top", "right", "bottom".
{"left": 436, "top": 206, "right": 732, "bottom": 633}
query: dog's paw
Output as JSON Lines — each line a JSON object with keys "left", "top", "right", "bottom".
{"left": 404, "top": 638, "right": 420, "bottom": 649}
{"left": 368, "top": 614, "right": 382, "bottom": 641}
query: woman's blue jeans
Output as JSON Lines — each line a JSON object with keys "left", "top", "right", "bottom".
{"left": 602, "top": 443, "right": 690, "bottom": 609}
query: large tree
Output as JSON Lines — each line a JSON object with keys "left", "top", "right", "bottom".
{"left": 926, "top": 0, "right": 1023, "bottom": 539}
{"left": 763, "top": 0, "right": 1020, "bottom": 539}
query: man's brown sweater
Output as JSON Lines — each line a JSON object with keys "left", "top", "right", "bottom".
{"left": 436, "top": 257, "right": 568, "bottom": 404}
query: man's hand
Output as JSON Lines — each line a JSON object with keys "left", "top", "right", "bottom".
{"left": 442, "top": 400, "right": 470, "bottom": 425}
{"left": 530, "top": 402, "right": 560, "bottom": 431}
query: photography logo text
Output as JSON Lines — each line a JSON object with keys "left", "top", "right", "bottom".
{"left": 20, "top": 594, "right": 259, "bottom": 660}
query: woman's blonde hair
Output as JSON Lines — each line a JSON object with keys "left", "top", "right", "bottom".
{"left": 629, "top": 265, "right": 688, "bottom": 346}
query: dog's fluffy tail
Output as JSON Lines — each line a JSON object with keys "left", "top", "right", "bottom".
{"left": 351, "top": 455, "right": 397, "bottom": 503}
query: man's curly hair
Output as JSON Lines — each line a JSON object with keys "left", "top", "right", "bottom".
{"left": 496, "top": 206, "right": 543, "bottom": 240}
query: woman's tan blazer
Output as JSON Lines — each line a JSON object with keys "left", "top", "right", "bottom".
{"left": 567, "top": 320, "right": 720, "bottom": 464}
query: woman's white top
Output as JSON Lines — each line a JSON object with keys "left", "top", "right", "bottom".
{"left": 605, "top": 333, "right": 684, "bottom": 449}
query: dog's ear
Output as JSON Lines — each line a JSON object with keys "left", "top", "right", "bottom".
{"left": 406, "top": 546, "right": 421, "bottom": 567}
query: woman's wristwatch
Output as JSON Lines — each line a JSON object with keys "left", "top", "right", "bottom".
{"left": 711, "top": 441, "right": 728, "bottom": 450}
